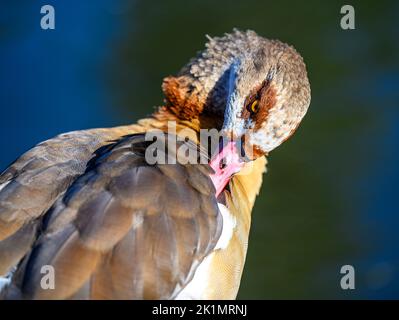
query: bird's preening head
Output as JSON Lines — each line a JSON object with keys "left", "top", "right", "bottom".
{"left": 163, "top": 29, "right": 310, "bottom": 158}
{"left": 219, "top": 37, "right": 310, "bottom": 160}
{"left": 161, "top": 29, "right": 311, "bottom": 196}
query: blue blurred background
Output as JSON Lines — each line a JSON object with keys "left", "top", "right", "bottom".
{"left": 0, "top": 0, "right": 398, "bottom": 299}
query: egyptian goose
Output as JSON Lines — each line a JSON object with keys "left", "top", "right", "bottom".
{"left": 0, "top": 30, "right": 310, "bottom": 300}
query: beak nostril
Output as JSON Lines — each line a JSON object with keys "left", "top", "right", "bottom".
{"left": 209, "top": 140, "right": 245, "bottom": 197}
{"left": 219, "top": 158, "right": 227, "bottom": 170}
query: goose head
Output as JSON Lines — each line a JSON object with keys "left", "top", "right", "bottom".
{"left": 161, "top": 30, "right": 311, "bottom": 196}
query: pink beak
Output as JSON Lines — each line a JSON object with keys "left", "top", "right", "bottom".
{"left": 209, "top": 141, "right": 245, "bottom": 198}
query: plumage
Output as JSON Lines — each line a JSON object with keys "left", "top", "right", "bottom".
{"left": 1, "top": 134, "right": 223, "bottom": 299}
{"left": 0, "top": 29, "right": 310, "bottom": 299}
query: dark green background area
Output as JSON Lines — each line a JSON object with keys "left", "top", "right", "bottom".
{"left": 0, "top": 0, "right": 398, "bottom": 299}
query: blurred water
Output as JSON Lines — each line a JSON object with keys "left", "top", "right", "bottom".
{"left": 0, "top": 0, "right": 398, "bottom": 299}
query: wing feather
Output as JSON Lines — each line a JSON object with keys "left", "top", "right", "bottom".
{"left": 1, "top": 133, "right": 221, "bottom": 300}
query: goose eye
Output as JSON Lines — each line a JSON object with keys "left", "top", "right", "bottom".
{"left": 250, "top": 100, "right": 259, "bottom": 113}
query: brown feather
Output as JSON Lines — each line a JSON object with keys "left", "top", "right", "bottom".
{"left": 1, "top": 133, "right": 222, "bottom": 300}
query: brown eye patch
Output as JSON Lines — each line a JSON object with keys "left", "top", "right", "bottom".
{"left": 241, "top": 79, "right": 277, "bottom": 130}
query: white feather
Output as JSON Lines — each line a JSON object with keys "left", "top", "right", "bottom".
{"left": 215, "top": 203, "right": 236, "bottom": 250}
{"left": 0, "top": 180, "right": 10, "bottom": 192}
{"left": 175, "top": 203, "right": 236, "bottom": 299}
{"left": 0, "top": 269, "right": 15, "bottom": 294}
{"left": 175, "top": 254, "right": 213, "bottom": 300}
{"left": 0, "top": 277, "right": 11, "bottom": 293}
